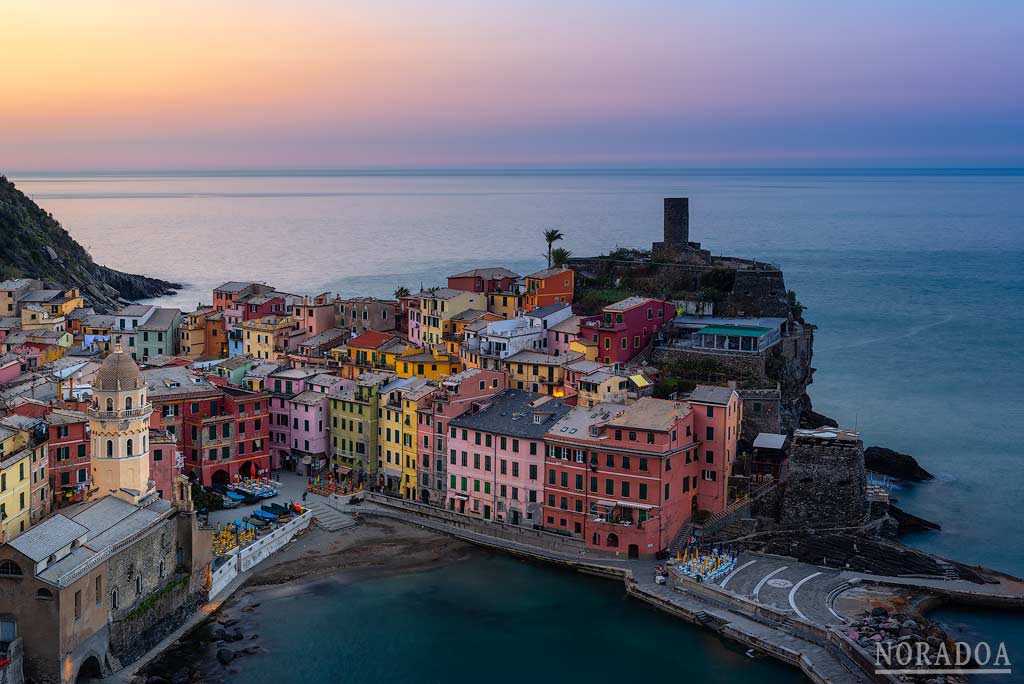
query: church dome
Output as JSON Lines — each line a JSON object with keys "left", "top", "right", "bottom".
{"left": 95, "top": 346, "right": 143, "bottom": 391}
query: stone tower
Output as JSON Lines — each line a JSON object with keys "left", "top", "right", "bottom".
{"left": 663, "top": 197, "right": 689, "bottom": 246}
{"left": 89, "top": 345, "right": 155, "bottom": 505}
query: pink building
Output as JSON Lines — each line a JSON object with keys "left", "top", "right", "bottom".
{"left": 267, "top": 367, "right": 321, "bottom": 471}
{"left": 293, "top": 293, "right": 337, "bottom": 336}
{"left": 0, "top": 353, "right": 22, "bottom": 384}
{"left": 416, "top": 368, "right": 507, "bottom": 506}
{"left": 596, "top": 297, "right": 676, "bottom": 366}
{"left": 687, "top": 385, "right": 742, "bottom": 512}
{"left": 447, "top": 267, "right": 520, "bottom": 294}
{"left": 445, "top": 389, "right": 571, "bottom": 523}
{"left": 288, "top": 390, "right": 330, "bottom": 474}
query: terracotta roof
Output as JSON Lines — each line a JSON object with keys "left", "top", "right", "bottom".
{"left": 348, "top": 330, "right": 395, "bottom": 349}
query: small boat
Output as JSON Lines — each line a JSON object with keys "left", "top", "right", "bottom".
{"left": 224, "top": 490, "right": 246, "bottom": 502}
{"left": 246, "top": 515, "right": 270, "bottom": 529}
{"left": 252, "top": 509, "right": 277, "bottom": 522}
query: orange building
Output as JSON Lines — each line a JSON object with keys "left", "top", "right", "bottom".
{"left": 524, "top": 268, "right": 574, "bottom": 311}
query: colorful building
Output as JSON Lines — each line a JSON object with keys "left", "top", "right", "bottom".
{"left": 180, "top": 386, "right": 270, "bottom": 486}
{"left": 0, "top": 425, "right": 32, "bottom": 541}
{"left": 266, "top": 367, "right": 320, "bottom": 471}
{"left": 594, "top": 297, "right": 675, "bottom": 365}
{"left": 179, "top": 307, "right": 215, "bottom": 358}
{"left": 394, "top": 348, "right": 461, "bottom": 381}
{"left": 687, "top": 385, "right": 742, "bottom": 513}
{"left": 241, "top": 315, "right": 306, "bottom": 361}
{"left": 542, "top": 398, "right": 702, "bottom": 558}
{"left": 501, "top": 350, "right": 581, "bottom": 396}
{"left": 407, "top": 288, "right": 487, "bottom": 349}
{"left": 523, "top": 267, "right": 574, "bottom": 311}
{"left": 415, "top": 368, "right": 508, "bottom": 506}
{"left": 376, "top": 377, "right": 432, "bottom": 494}
{"left": 447, "top": 267, "right": 521, "bottom": 295}
{"left": 44, "top": 408, "right": 91, "bottom": 508}
{"left": 212, "top": 281, "right": 276, "bottom": 312}
{"left": 328, "top": 371, "right": 394, "bottom": 481}
{"left": 446, "top": 389, "right": 571, "bottom": 522}
{"left": 137, "top": 308, "right": 182, "bottom": 361}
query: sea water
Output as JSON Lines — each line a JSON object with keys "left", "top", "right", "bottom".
{"left": 11, "top": 169, "right": 1024, "bottom": 681}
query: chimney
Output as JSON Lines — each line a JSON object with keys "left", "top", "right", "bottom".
{"left": 664, "top": 198, "right": 689, "bottom": 245}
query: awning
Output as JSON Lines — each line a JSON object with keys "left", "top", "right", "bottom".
{"left": 629, "top": 374, "right": 651, "bottom": 388}
{"left": 334, "top": 465, "right": 352, "bottom": 474}
{"left": 618, "top": 501, "right": 654, "bottom": 511}
{"left": 452, "top": 493, "right": 469, "bottom": 501}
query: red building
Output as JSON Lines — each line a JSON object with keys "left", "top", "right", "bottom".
{"left": 9, "top": 401, "right": 91, "bottom": 510}
{"left": 595, "top": 297, "right": 675, "bottom": 366}
{"left": 149, "top": 429, "right": 179, "bottom": 500}
{"left": 543, "top": 396, "right": 732, "bottom": 559}
{"left": 181, "top": 386, "right": 271, "bottom": 486}
{"left": 523, "top": 267, "right": 574, "bottom": 311}
{"left": 212, "top": 281, "right": 275, "bottom": 312}
{"left": 45, "top": 409, "right": 91, "bottom": 508}
{"left": 447, "top": 267, "right": 521, "bottom": 294}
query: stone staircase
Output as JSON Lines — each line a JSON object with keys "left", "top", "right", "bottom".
{"left": 304, "top": 498, "right": 356, "bottom": 532}
{"left": 667, "top": 523, "right": 696, "bottom": 558}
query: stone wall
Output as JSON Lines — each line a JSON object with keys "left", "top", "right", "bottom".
{"left": 651, "top": 346, "right": 769, "bottom": 386}
{"left": 780, "top": 435, "right": 866, "bottom": 527}
{"left": 107, "top": 575, "right": 202, "bottom": 666}
{"left": 737, "top": 387, "right": 783, "bottom": 442}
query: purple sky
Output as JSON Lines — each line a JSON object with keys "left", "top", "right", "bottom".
{"left": 4, "top": 1, "right": 1022, "bottom": 169}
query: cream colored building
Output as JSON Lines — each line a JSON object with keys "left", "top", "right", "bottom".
{"left": 88, "top": 346, "right": 156, "bottom": 505}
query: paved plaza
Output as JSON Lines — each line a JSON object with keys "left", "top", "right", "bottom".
{"left": 713, "top": 552, "right": 851, "bottom": 626}
{"left": 206, "top": 469, "right": 310, "bottom": 528}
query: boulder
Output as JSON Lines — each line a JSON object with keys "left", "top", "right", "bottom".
{"left": 864, "top": 447, "right": 933, "bottom": 481}
{"left": 216, "top": 649, "right": 234, "bottom": 666}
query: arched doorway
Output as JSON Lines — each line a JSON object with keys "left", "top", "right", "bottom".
{"left": 606, "top": 533, "right": 619, "bottom": 549}
{"left": 239, "top": 461, "right": 253, "bottom": 479}
{"left": 76, "top": 655, "right": 103, "bottom": 682}
{"left": 211, "top": 469, "right": 230, "bottom": 488}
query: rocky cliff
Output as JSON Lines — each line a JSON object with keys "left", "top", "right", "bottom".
{"left": 0, "top": 176, "right": 179, "bottom": 312}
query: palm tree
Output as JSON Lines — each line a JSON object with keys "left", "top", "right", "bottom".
{"left": 393, "top": 286, "right": 410, "bottom": 299}
{"left": 550, "top": 247, "right": 573, "bottom": 268}
{"left": 544, "top": 229, "right": 564, "bottom": 268}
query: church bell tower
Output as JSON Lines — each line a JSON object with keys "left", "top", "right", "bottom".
{"left": 88, "top": 345, "right": 155, "bottom": 504}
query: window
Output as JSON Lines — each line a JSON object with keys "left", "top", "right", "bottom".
{"left": 106, "top": 440, "right": 113, "bottom": 457}
{"left": 646, "top": 432, "right": 654, "bottom": 445}
{"left": 605, "top": 479, "right": 613, "bottom": 495}
{"left": 621, "top": 481, "right": 630, "bottom": 497}
{"left": 664, "top": 483, "right": 670, "bottom": 499}
{"left": 706, "top": 405, "right": 714, "bottom": 418}
{"left": 639, "top": 457, "right": 648, "bottom": 471}
{"left": 639, "top": 483, "right": 648, "bottom": 500}
{"left": 75, "top": 590, "right": 82, "bottom": 620}
{"left": 706, "top": 450, "right": 714, "bottom": 464}
{"left": 706, "top": 426, "right": 714, "bottom": 440}
{"left": 529, "top": 464, "right": 538, "bottom": 480}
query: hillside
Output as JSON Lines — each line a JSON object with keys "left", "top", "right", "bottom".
{"left": 0, "top": 175, "right": 179, "bottom": 312}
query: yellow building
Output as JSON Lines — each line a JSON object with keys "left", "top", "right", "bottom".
{"left": 0, "top": 278, "right": 38, "bottom": 316}
{"left": 180, "top": 307, "right": 214, "bottom": 358}
{"left": 413, "top": 288, "right": 487, "bottom": 349}
{"left": 395, "top": 348, "right": 461, "bottom": 381}
{"left": 445, "top": 309, "right": 500, "bottom": 356}
{"left": 0, "top": 426, "right": 32, "bottom": 541}
{"left": 486, "top": 291, "right": 524, "bottom": 319}
{"left": 377, "top": 377, "right": 433, "bottom": 497}
{"left": 20, "top": 304, "right": 66, "bottom": 332}
{"left": 501, "top": 350, "right": 582, "bottom": 396}
{"left": 241, "top": 315, "right": 304, "bottom": 361}
{"left": 569, "top": 337, "right": 600, "bottom": 361}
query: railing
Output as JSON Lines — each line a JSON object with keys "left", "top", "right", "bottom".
{"left": 88, "top": 404, "right": 154, "bottom": 420}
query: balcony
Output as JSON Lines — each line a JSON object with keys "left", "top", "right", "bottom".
{"left": 88, "top": 404, "right": 153, "bottom": 420}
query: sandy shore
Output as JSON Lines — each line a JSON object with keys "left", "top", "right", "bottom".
{"left": 130, "top": 518, "right": 468, "bottom": 684}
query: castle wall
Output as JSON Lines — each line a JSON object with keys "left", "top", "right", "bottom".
{"left": 780, "top": 437, "right": 866, "bottom": 528}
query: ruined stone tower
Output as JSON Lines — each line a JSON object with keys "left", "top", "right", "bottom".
{"left": 663, "top": 197, "right": 689, "bottom": 245}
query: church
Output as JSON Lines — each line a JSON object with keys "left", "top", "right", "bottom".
{"left": 0, "top": 347, "right": 212, "bottom": 684}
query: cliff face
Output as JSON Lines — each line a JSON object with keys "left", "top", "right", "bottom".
{"left": 0, "top": 176, "right": 179, "bottom": 313}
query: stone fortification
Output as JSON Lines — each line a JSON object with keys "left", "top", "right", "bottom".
{"left": 780, "top": 428, "right": 866, "bottom": 528}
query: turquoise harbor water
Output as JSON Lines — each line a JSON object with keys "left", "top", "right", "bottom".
{"left": 10, "top": 170, "right": 1024, "bottom": 681}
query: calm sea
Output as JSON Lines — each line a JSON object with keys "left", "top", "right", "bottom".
{"left": 11, "top": 170, "right": 1024, "bottom": 681}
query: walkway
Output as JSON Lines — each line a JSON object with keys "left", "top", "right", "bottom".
{"left": 302, "top": 497, "right": 356, "bottom": 532}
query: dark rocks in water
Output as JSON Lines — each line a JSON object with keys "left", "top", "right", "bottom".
{"left": 224, "top": 628, "right": 244, "bottom": 643}
{"left": 215, "top": 649, "right": 234, "bottom": 666}
{"left": 871, "top": 607, "right": 889, "bottom": 617}
{"left": 210, "top": 627, "right": 226, "bottom": 642}
{"left": 865, "top": 446, "right": 933, "bottom": 481}
{"left": 0, "top": 175, "right": 180, "bottom": 313}
{"left": 800, "top": 408, "right": 838, "bottom": 429}
{"left": 890, "top": 504, "right": 941, "bottom": 532}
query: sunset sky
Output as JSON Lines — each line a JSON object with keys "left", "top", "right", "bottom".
{"left": 3, "top": 0, "right": 1022, "bottom": 170}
